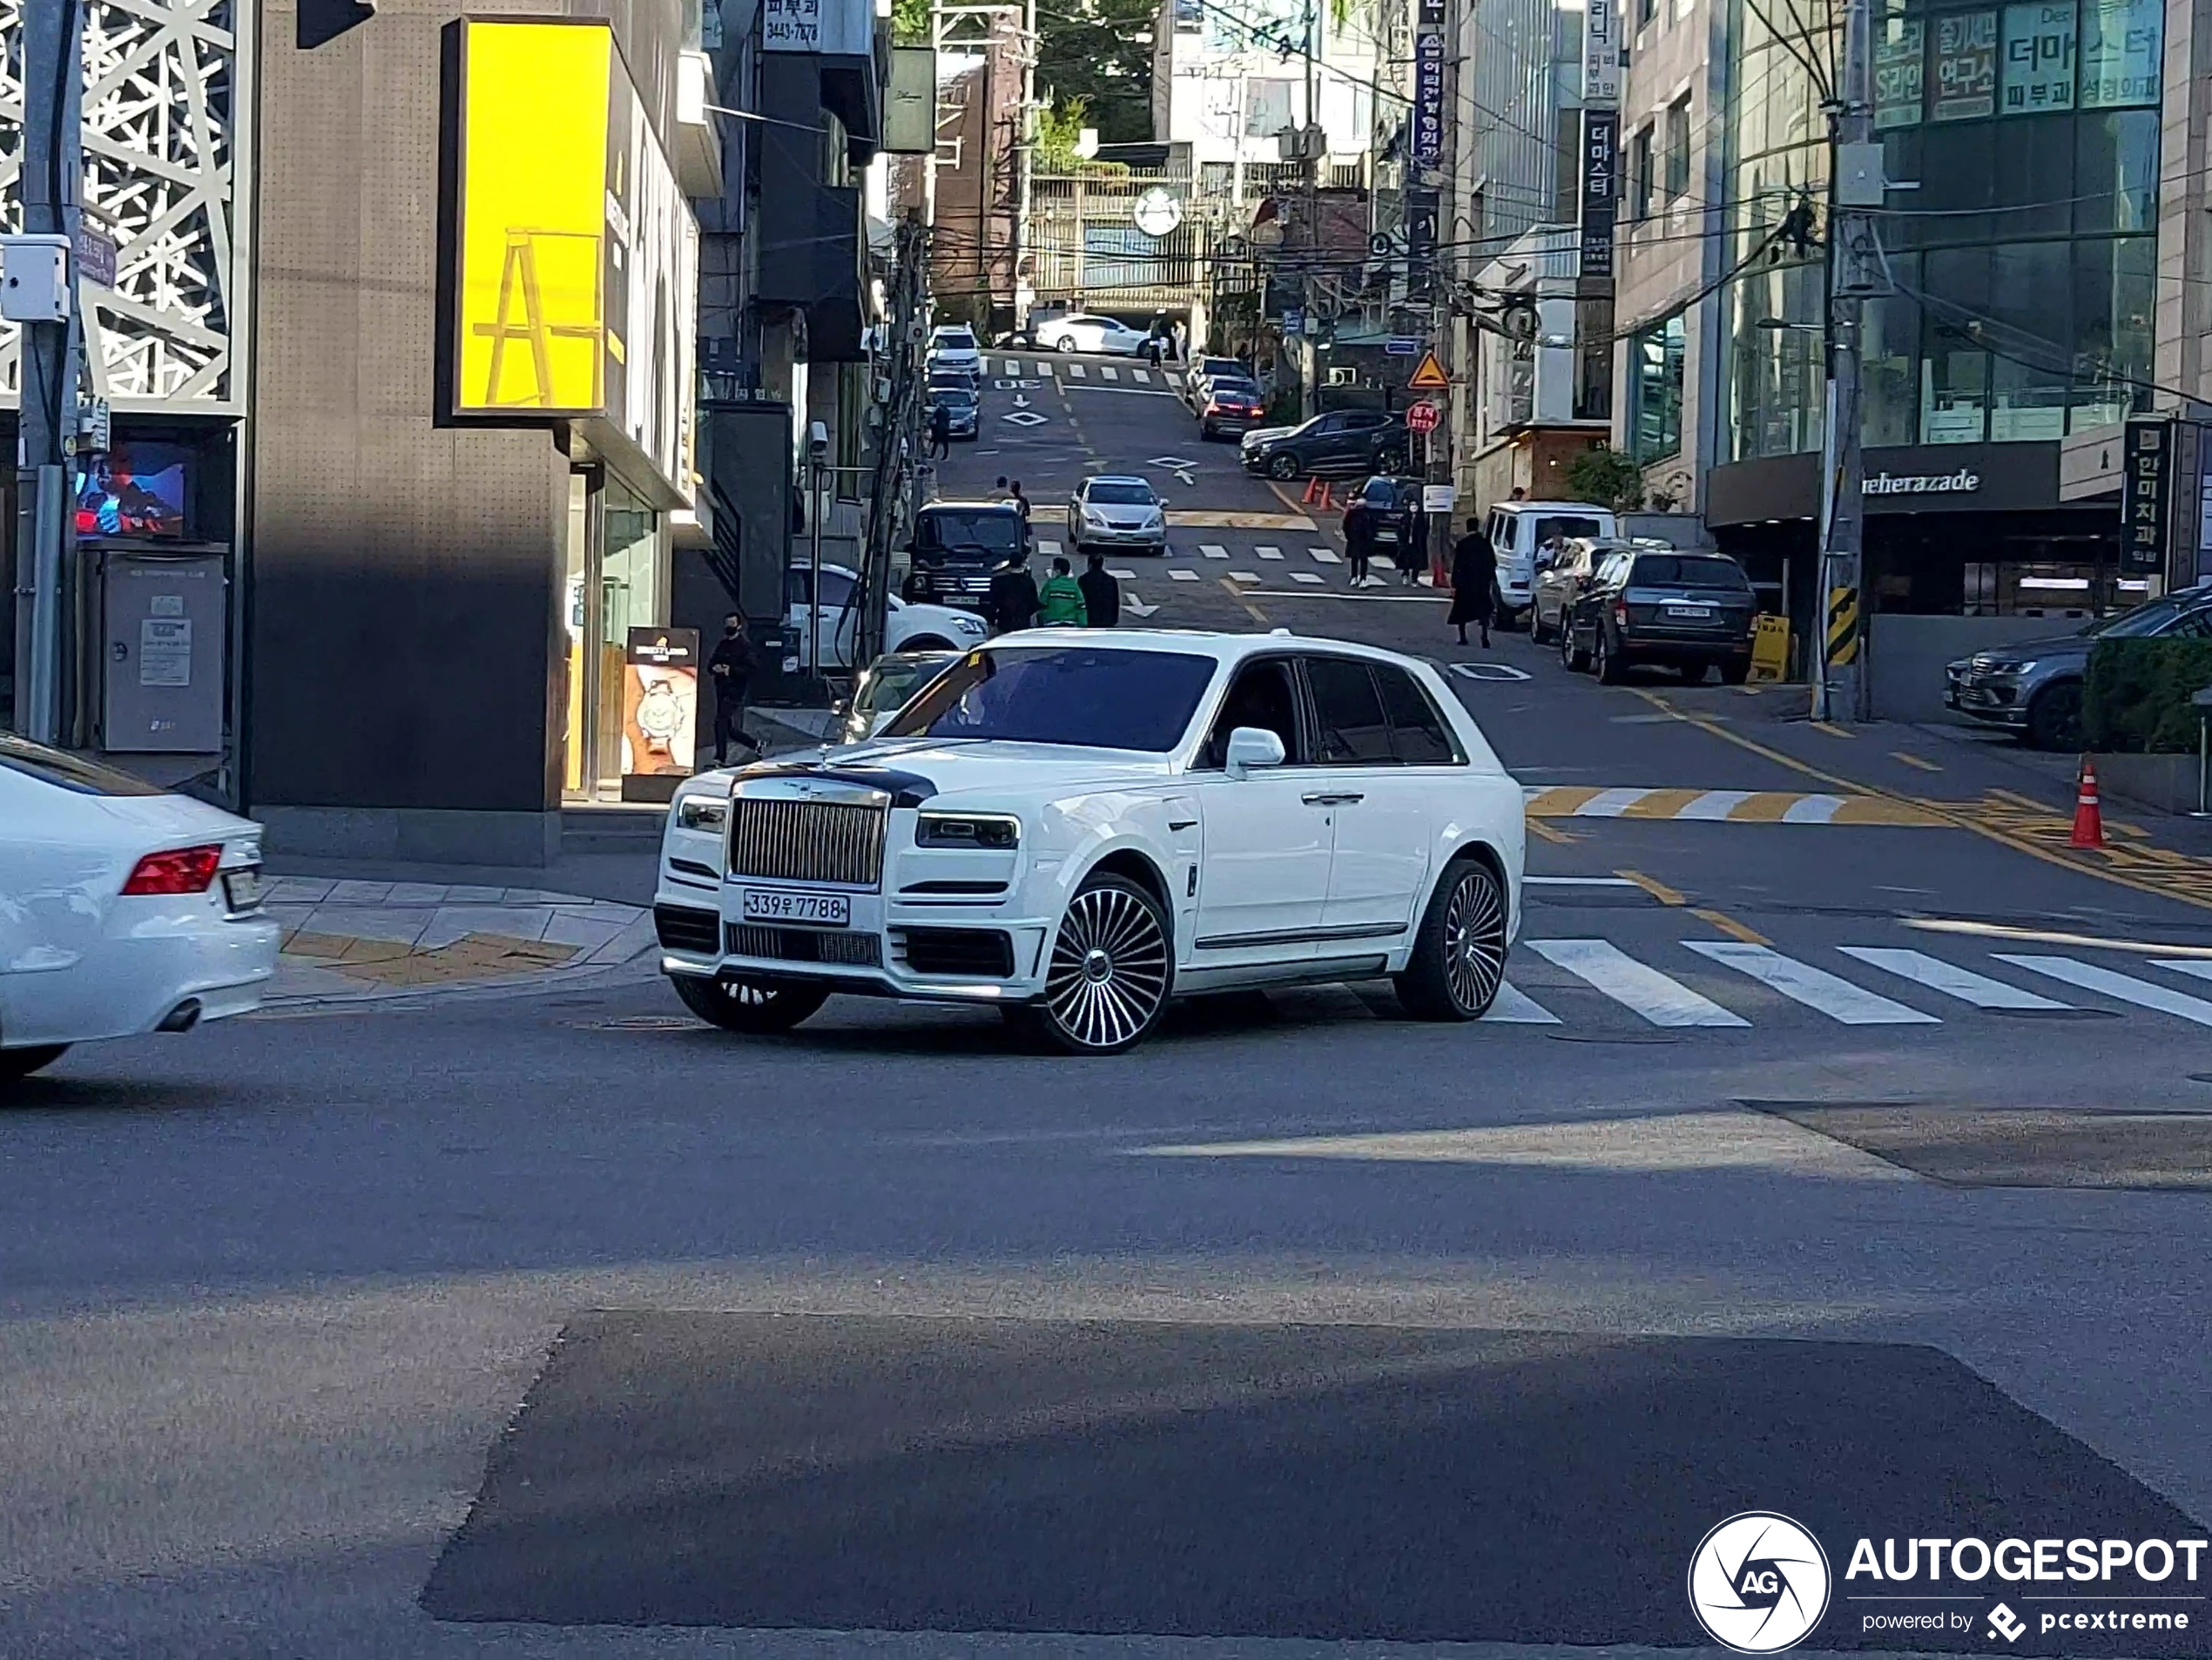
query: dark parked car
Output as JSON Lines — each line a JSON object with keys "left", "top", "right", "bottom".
{"left": 928, "top": 383, "right": 980, "bottom": 441}
{"left": 1561, "top": 548, "right": 1757, "bottom": 684}
{"left": 907, "top": 499, "right": 1028, "bottom": 610}
{"left": 1530, "top": 536, "right": 1642, "bottom": 644}
{"left": 1239, "top": 408, "right": 1409, "bottom": 480}
{"left": 1196, "top": 375, "right": 1265, "bottom": 439}
{"left": 1946, "top": 588, "right": 2212, "bottom": 750}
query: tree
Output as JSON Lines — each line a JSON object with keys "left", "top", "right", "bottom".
{"left": 1035, "top": 0, "right": 1156, "bottom": 148}
{"left": 891, "top": 0, "right": 928, "bottom": 43}
{"left": 1564, "top": 446, "right": 1647, "bottom": 514}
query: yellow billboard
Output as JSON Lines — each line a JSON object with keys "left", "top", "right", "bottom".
{"left": 454, "top": 21, "right": 613, "bottom": 415}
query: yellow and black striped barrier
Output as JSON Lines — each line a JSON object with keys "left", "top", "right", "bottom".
{"left": 1826, "top": 585, "right": 1860, "bottom": 666}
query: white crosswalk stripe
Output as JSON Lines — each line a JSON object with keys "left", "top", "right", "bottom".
{"left": 1291, "top": 571, "right": 1325, "bottom": 584}
{"left": 1131, "top": 368, "right": 1151, "bottom": 383}
{"left": 1200, "top": 543, "right": 1230, "bottom": 558}
{"left": 1067, "top": 362, "right": 1086, "bottom": 378}
{"left": 1483, "top": 983, "right": 1561, "bottom": 1024}
{"left": 1684, "top": 941, "right": 1939, "bottom": 1023}
{"left": 1676, "top": 790, "right": 1755, "bottom": 821}
{"left": 1837, "top": 948, "right": 2070, "bottom": 1010}
{"left": 1106, "top": 567, "right": 1138, "bottom": 579}
{"left": 1037, "top": 539, "right": 1063, "bottom": 560}
{"left": 1169, "top": 568, "right": 1200, "bottom": 582}
{"left": 1309, "top": 546, "right": 1341, "bottom": 563}
{"left": 1256, "top": 544, "right": 1285, "bottom": 559}
{"left": 1229, "top": 570, "right": 1260, "bottom": 584}
{"left": 1033, "top": 361, "right": 1054, "bottom": 376}
{"left": 1100, "top": 365, "right": 1120, "bottom": 381}
{"left": 1997, "top": 955, "right": 2212, "bottom": 1026}
{"left": 1001, "top": 359, "right": 1021, "bottom": 376}
{"left": 1526, "top": 940, "right": 1749, "bottom": 1027}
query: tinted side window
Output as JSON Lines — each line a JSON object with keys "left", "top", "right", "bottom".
{"left": 1305, "top": 658, "right": 1395, "bottom": 765}
{"left": 817, "top": 570, "right": 857, "bottom": 607}
{"left": 786, "top": 569, "right": 811, "bottom": 607}
{"left": 1374, "top": 665, "right": 1460, "bottom": 764}
{"left": 1202, "top": 658, "right": 1304, "bottom": 768}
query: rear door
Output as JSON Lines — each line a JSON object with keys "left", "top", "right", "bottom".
{"left": 1301, "top": 656, "right": 1430, "bottom": 937}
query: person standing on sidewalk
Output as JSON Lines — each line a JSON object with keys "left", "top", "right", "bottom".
{"left": 1078, "top": 550, "right": 1120, "bottom": 627}
{"left": 706, "top": 613, "right": 760, "bottom": 762}
{"left": 1448, "top": 517, "right": 1497, "bottom": 648}
{"left": 1038, "top": 557, "right": 1089, "bottom": 625}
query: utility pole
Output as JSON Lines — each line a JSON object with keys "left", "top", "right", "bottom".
{"left": 1299, "top": 0, "right": 1320, "bottom": 421}
{"left": 1013, "top": 0, "right": 1037, "bottom": 333}
{"left": 864, "top": 218, "right": 929, "bottom": 663}
{"left": 11, "top": 0, "right": 85, "bottom": 745}
{"left": 1814, "top": 0, "right": 1879, "bottom": 722}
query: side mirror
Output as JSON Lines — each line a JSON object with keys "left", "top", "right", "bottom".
{"left": 1224, "top": 725, "right": 1287, "bottom": 779}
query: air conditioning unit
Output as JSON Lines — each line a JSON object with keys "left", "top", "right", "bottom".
{"left": 1326, "top": 367, "right": 1359, "bottom": 387}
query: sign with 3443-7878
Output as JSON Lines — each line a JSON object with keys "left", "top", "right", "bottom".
{"left": 765, "top": 0, "right": 872, "bottom": 53}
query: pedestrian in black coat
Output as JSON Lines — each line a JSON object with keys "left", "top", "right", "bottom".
{"left": 988, "top": 556, "right": 1040, "bottom": 633}
{"left": 1448, "top": 518, "right": 1498, "bottom": 647}
{"left": 1077, "top": 550, "right": 1121, "bottom": 627}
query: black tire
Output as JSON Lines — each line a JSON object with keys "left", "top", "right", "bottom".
{"left": 1050, "top": 335, "right": 1078, "bottom": 354}
{"left": 1720, "top": 657, "right": 1751, "bottom": 685}
{"left": 1561, "top": 620, "right": 1590, "bottom": 672}
{"left": 1395, "top": 857, "right": 1509, "bottom": 1021}
{"left": 1268, "top": 451, "right": 1301, "bottom": 481}
{"left": 0, "top": 1044, "right": 68, "bottom": 1084}
{"left": 1595, "top": 627, "right": 1626, "bottom": 684}
{"left": 1032, "top": 873, "right": 1174, "bottom": 1055}
{"left": 900, "top": 634, "right": 954, "bottom": 651}
{"left": 2025, "top": 681, "right": 2083, "bottom": 751}
{"left": 1682, "top": 660, "right": 1713, "bottom": 684}
{"left": 1529, "top": 602, "right": 1553, "bottom": 645}
{"left": 671, "top": 973, "right": 830, "bottom": 1035}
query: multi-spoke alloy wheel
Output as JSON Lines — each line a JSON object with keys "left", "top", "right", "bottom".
{"left": 1397, "top": 857, "right": 1508, "bottom": 1021}
{"left": 1035, "top": 874, "right": 1172, "bottom": 1054}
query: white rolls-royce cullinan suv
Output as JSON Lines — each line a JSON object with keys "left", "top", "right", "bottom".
{"left": 653, "top": 631, "right": 1525, "bottom": 1055}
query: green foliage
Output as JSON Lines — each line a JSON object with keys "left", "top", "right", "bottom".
{"left": 1035, "top": 0, "right": 1156, "bottom": 146}
{"left": 1034, "top": 96, "right": 1128, "bottom": 173}
{"left": 2082, "top": 638, "right": 2212, "bottom": 753}
{"left": 1563, "top": 447, "right": 1646, "bottom": 514}
{"left": 891, "top": 0, "right": 929, "bottom": 44}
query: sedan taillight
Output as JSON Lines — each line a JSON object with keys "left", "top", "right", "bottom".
{"left": 1613, "top": 599, "right": 1630, "bottom": 627}
{"left": 121, "top": 844, "right": 224, "bottom": 895}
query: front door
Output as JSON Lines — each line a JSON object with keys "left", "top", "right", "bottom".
{"left": 1190, "top": 658, "right": 1331, "bottom": 961}
{"left": 1302, "top": 655, "right": 1431, "bottom": 935}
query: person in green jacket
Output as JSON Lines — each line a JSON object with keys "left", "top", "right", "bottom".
{"left": 1037, "top": 556, "right": 1089, "bottom": 626}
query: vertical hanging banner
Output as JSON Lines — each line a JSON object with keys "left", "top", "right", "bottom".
{"left": 1577, "top": 109, "right": 1620, "bottom": 279}
{"left": 1582, "top": 0, "right": 1621, "bottom": 102}
{"left": 2121, "top": 415, "right": 2171, "bottom": 575}
{"left": 1413, "top": 30, "right": 1447, "bottom": 169}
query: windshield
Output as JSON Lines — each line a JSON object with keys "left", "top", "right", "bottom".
{"left": 2089, "top": 594, "right": 2207, "bottom": 638}
{"left": 1532, "top": 514, "right": 1605, "bottom": 544}
{"left": 920, "top": 511, "right": 1023, "bottom": 556}
{"left": 932, "top": 388, "right": 977, "bottom": 409}
{"left": 933, "top": 328, "right": 975, "bottom": 348}
{"left": 1199, "top": 358, "right": 1242, "bottom": 377}
{"left": 856, "top": 657, "right": 955, "bottom": 714}
{"left": 882, "top": 646, "right": 1219, "bottom": 751}
{"left": 0, "top": 732, "right": 168, "bottom": 795}
{"left": 1087, "top": 482, "right": 1157, "bottom": 506}
{"left": 1631, "top": 554, "right": 1752, "bottom": 590}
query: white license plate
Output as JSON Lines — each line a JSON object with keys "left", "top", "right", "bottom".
{"left": 1665, "top": 604, "right": 1715, "bottom": 619}
{"left": 741, "top": 888, "right": 851, "bottom": 928}
{"left": 221, "top": 867, "right": 265, "bottom": 911}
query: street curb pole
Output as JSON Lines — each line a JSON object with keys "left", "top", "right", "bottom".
{"left": 1815, "top": 0, "right": 1877, "bottom": 724}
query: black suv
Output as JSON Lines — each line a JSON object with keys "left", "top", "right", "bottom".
{"left": 907, "top": 500, "right": 1028, "bottom": 610}
{"left": 1240, "top": 408, "right": 1409, "bottom": 480}
{"left": 1560, "top": 549, "right": 1757, "bottom": 684}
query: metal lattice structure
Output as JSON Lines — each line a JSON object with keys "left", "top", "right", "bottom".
{"left": 0, "top": 0, "right": 247, "bottom": 412}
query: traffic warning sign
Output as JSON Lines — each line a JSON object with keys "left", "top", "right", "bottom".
{"left": 1407, "top": 350, "right": 1450, "bottom": 391}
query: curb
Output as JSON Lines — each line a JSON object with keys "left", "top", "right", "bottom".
{"left": 255, "top": 911, "right": 662, "bottom": 1014}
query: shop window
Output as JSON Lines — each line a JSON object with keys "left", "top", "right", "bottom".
{"left": 1991, "top": 115, "right": 2074, "bottom": 237}
{"left": 1920, "top": 246, "right": 1990, "bottom": 443}
{"left": 1630, "top": 124, "right": 1655, "bottom": 220}
{"left": 1575, "top": 297, "right": 1615, "bottom": 422}
{"left": 1987, "top": 241, "right": 2070, "bottom": 440}
{"left": 2079, "top": 0, "right": 2161, "bottom": 107}
{"left": 2000, "top": 1, "right": 2077, "bottom": 115}
{"left": 2069, "top": 233, "right": 2154, "bottom": 427}
{"left": 1631, "top": 314, "right": 1685, "bottom": 462}
{"left": 1663, "top": 94, "right": 1692, "bottom": 199}
{"left": 1862, "top": 268, "right": 1921, "bottom": 446}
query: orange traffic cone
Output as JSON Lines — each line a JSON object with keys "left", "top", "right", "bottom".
{"left": 1299, "top": 476, "right": 1323, "bottom": 505}
{"left": 2071, "top": 755, "right": 2105, "bottom": 849}
{"left": 1318, "top": 482, "right": 1335, "bottom": 511}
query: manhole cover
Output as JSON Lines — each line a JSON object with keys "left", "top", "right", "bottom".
{"left": 577, "top": 1015, "right": 705, "bottom": 1032}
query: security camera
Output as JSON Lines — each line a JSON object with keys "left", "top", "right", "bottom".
{"left": 807, "top": 420, "right": 829, "bottom": 457}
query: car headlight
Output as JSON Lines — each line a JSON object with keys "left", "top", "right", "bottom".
{"left": 1083, "top": 507, "right": 1107, "bottom": 523}
{"left": 916, "top": 812, "right": 1021, "bottom": 850}
{"left": 953, "top": 613, "right": 986, "bottom": 634}
{"left": 2000, "top": 660, "right": 2036, "bottom": 676}
{"left": 675, "top": 795, "right": 727, "bottom": 833}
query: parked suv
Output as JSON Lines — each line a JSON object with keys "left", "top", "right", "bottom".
{"left": 1560, "top": 548, "right": 1757, "bottom": 684}
{"left": 1946, "top": 589, "right": 2212, "bottom": 750}
{"left": 1240, "top": 409, "right": 1409, "bottom": 480}
{"left": 1484, "top": 500, "right": 1616, "bottom": 631}
{"left": 907, "top": 500, "right": 1029, "bottom": 610}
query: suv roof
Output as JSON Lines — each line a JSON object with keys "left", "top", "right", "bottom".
{"left": 921, "top": 498, "right": 1022, "bottom": 514}
{"left": 1495, "top": 498, "right": 1610, "bottom": 515}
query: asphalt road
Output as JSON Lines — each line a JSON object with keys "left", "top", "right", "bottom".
{"left": 4, "top": 360, "right": 2211, "bottom": 1658}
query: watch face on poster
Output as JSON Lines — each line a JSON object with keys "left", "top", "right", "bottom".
{"left": 73, "top": 442, "right": 189, "bottom": 539}
{"left": 623, "top": 629, "right": 701, "bottom": 778}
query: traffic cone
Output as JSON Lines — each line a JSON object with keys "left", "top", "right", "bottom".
{"left": 2071, "top": 755, "right": 2105, "bottom": 849}
{"left": 1299, "top": 476, "right": 1323, "bottom": 506}
{"left": 1318, "top": 482, "right": 1335, "bottom": 511}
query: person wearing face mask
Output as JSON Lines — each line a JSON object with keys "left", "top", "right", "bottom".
{"left": 706, "top": 613, "right": 760, "bottom": 764}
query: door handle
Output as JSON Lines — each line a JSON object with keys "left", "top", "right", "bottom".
{"left": 1301, "top": 791, "right": 1364, "bottom": 806}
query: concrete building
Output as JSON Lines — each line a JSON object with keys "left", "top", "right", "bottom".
{"left": 1151, "top": 0, "right": 1376, "bottom": 177}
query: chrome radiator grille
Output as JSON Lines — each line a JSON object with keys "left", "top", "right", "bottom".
{"left": 725, "top": 797, "right": 887, "bottom": 887}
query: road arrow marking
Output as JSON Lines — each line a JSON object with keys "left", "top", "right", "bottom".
{"left": 1012, "top": 392, "right": 1030, "bottom": 408}
{"left": 1125, "top": 594, "right": 1160, "bottom": 617}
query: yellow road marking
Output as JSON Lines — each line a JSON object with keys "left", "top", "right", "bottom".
{"left": 1619, "top": 788, "right": 1708, "bottom": 820}
{"left": 1829, "top": 796, "right": 1950, "bottom": 827}
{"left": 1524, "top": 786, "right": 1610, "bottom": 816}
{"left": 1811, "top": 720, "right": 1856, "bottom": 739}
{"left": 1724, "top": 793, "right": 1798, "bottom": 822}
{"left": 1988, "top": 787, "right": 2049, "bottom": 811}
{"left": 1892, "top": 751, "right": 1942, "bottom": 773}
{"left": 1527, "top": 820, "right": 1579, "bottom": 845}
{"left": 1691, "top": 907, "right": 1770, "bottom": 946}
{"left": 1626, "top": 685, "right": 2212, "bottom": 916}
{"left": 1219, "top": 577, "right": 1270, "bottom": 625}
{"left": 1616, "top": 868, "right": 1687, "bottom": 905}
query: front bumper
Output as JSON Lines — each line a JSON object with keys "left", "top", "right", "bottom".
{"left": 1946, "top": 667, "right": 2029, "bottom": 725}
{"left": 1074, "top": 521, "right": 1168, "bottom": 548}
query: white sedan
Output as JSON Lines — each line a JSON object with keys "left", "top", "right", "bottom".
{"left": 1068, "top": 475, "right": 1168, "bottom": 553}
{"left": 652, "top": 631, "right": 1525, "bottom": 1055}
{"left": 1037, "top": 314, "right": 1150, "bottom": 356}
{"left": 2, "top": 736, "right": 280, "bottom": 1084}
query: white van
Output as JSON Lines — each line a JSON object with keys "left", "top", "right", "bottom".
{"left": 1484, "top": 500, "right": 1618, "bottom": 628}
